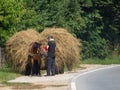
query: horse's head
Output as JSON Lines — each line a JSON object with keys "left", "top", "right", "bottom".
{"left": 29, "top": 42, "right": 47, "bottom": 57}
{"left": 29, "top": 42, "right": 39, "bottom": 54}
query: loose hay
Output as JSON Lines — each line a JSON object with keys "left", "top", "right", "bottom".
{"left": 5, "top": 29, "right": 40, "bottom": 72}
{"left": 38, "top": 28, "right": 82, "bottom": 71}
{"left": 5, "top": 28, "right": 82, "bottom": 73}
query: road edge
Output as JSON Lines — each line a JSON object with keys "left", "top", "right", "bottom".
{"left": 69, "top": 65, "right": 120, "bottom": 90}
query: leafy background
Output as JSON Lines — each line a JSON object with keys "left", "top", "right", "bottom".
{"left": 0, "top": 0, "right": 120, "bottom": 59}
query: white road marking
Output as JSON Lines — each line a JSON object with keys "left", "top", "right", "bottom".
{"left": 71, "top": 82, "right": 76, "bottom": 90}
{"left": 70, "top": 65, "right": 120, "bottom": 90}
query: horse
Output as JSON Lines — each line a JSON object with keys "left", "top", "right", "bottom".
{"left": 25, "top": 42, "right": 64, "bottom": 76}
{"left": 25, "top": 42, "right": 46, "bottom": 76}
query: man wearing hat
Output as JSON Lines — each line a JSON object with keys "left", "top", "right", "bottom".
{"left": 46, "top": 35, "right": 56, "bottom": 76}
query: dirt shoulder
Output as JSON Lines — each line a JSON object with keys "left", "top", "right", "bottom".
{"left": 0, "top": 64, "right": 114, "bottom": 90}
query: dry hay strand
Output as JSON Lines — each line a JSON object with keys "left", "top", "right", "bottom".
{"left": 5, "top": 28, "right": 82, "bottom": 73}
{"left": 5, "top": 29, "right": 40, "bottom": 72}
{"left": 39, "top": 28, "right": 82, "bottom": 71}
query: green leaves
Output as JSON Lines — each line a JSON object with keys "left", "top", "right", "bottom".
{"left": 93, "top": 0, "right": 120, "bottom": 55}
{"left": 0, "top": 0, "right": 120, "bottom": 59}
{"left": 0, "top": 0, "right": 26, "bottom": 46}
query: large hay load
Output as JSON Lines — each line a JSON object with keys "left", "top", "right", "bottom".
{"left": 5, "top": 29, "right": 40, "bottom": 72}
{"left": 5, "top": 28, "right": 82, "bottom": 73}
{"left": 39, "top": 28, "right": 82, "bottom": 73}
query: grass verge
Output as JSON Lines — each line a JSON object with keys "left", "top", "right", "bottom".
{"left": 81, "top": 56, "right": 120, "bottom": 64}
{"left": 0, "top": 65, "right": 21, "bottom": 84}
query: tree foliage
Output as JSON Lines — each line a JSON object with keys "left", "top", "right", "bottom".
{"left": 0, "top": 0, "right": 120, "bottom": 59}
{"left": 93, "top": 0, "right": 120, "bottom": 56}
{"left": 0, "top": 0, "right": 25, "bottom": 46}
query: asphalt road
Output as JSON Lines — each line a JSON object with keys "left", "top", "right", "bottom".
{"left": 71, "top": 65, "right": 120, "bottom": 90}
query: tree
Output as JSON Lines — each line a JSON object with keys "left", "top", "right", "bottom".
{"left": 0, "top": 0, "right": 25, "bottom": 46}
{"left": 22, "top": 0, "right": 85, "bottom": 34}
{"left": 93, "top": 0, "right": 120, "bottom": 56}
{"left": 79, "top": 0, "right": 109, "bottom": 59}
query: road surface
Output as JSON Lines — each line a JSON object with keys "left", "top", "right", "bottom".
{"left": 70, "top": 65, "right": 120, "bottom": 90}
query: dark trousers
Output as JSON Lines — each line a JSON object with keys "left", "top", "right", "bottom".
{"left": 47, "top": 56, "right": 55, "bottom": 76}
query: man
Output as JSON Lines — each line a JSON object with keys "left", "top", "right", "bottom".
{"left": 46, "top": 35, "right": 56, "bottom": 76}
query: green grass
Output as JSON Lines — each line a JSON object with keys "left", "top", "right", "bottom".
{"left": 81, "top": 56, "right": 120, "bottom": 65}
{"left": 0, "top": 66, "right": 21, "bottom": 83}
